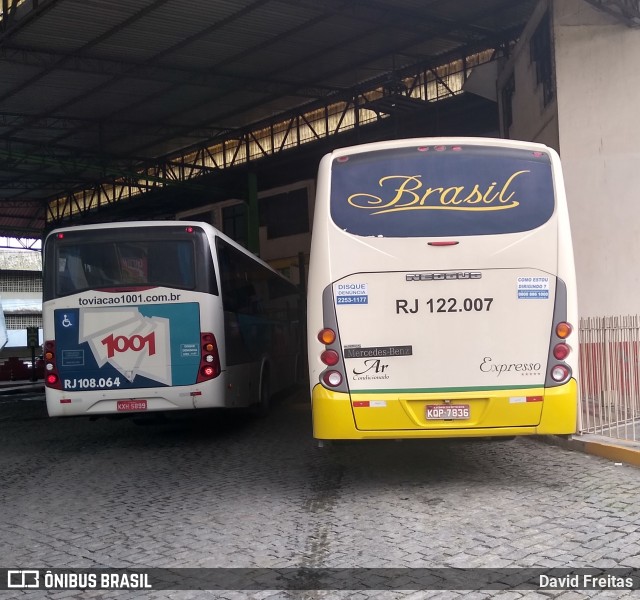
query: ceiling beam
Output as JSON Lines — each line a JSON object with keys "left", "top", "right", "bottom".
{"left": 0, "top": 43, "right": 342, "bottom": 96}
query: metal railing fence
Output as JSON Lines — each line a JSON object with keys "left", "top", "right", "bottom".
{"left": 579, "top": 315, "right": 640, "bottom": 441}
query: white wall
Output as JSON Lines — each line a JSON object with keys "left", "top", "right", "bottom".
{"left": 554, "top": 0, "right": 640, "bottom": 317}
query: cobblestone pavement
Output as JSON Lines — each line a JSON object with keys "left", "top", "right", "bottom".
{"left": 1, "top": 389, "right": 639, "bottom": 600}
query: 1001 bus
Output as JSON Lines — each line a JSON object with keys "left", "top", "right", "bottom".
{"left": 42, "top": 221, "right": 302, "bottom": 418}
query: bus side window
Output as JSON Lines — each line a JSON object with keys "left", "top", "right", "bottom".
{"left": 235, "top": 282, "right": 264, "bottom": 315}
{"left": 216, "top": 240, "right": 238, "bottom": 311}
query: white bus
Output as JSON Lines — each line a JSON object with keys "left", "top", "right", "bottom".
{"left": 307, "top": 137, "right": 578, "bottom": 441}
{"left": 42, "top": 221, "right": 301, "bottom": 418}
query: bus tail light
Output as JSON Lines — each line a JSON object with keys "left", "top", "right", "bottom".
{"left": 547, "top": 316, "right": 575, "bottom": 387}
{"left": 317, "top": 285, "right": 348, "bottom": 392}
{"left": 553, "top": 343, "right": 571, "bottom": 360}
{"left": 317, "top": 325, "right": 347, "bottom": 391}
{"left": 197, "top": 332, "right": 221, "bottom": 382}
{"left": 200, "top": 365, "right": 216, "bottom": 378}
{"left": 43, "top": 340, "right": 62, "bottom": 389}
{"left": 321, "top": 350, "right": 339, "bottom": 366}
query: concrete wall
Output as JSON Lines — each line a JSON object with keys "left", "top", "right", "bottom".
{"left": 553, "top": 0, "right": 640, "bottom": 317}
{"left": 499, "top": 0, "right": 640, "bottom": 318}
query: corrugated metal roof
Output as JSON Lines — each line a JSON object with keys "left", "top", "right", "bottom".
{"left": 0, "top": 0, "right": 538, "bottom": 238}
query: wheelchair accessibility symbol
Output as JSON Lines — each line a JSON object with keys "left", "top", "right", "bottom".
{"left": 61, "top": 314, "right": 72, "bottom": 328}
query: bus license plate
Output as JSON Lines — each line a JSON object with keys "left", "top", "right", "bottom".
{"left": 117, "top": 400, "right": 148, "bottom": 412}
{"left": 426, "top": 405, "right": 470, "bottom": 420}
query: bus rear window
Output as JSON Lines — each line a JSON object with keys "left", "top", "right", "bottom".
{"left": 330, "top": 145, "right": 555, "bottom": 237}
{"left": 45, "top": 226, "right": 216, "bottom": 299}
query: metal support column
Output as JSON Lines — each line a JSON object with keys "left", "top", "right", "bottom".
{"left": 247, "top": 172, "right": 260, "bottom": 255}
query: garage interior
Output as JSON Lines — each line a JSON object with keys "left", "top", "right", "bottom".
{"left": 0, "top": 0, "right": 550, "bottom": 246}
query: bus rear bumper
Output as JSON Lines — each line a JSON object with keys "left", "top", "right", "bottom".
{"left": 311, "top": 379, "right": 578, "bottom": 440}
{"left": 46, "top": 394, "right": 196, "bottom": 417}
{"left": 45, "top": 380, "right": 227, "bottom": 417}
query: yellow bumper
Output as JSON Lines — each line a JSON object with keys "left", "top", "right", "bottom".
{"left": 311, "top": 379, "right": 578, "bottom": 440}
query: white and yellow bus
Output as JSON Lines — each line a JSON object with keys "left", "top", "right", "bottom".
{"left": 42, "top": 221, "right": 301, "bottom": 418}
{"left": 307, "top": 137, "right": 578, "bottom": 441}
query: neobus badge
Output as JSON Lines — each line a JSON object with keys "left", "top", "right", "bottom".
{"left": 405, "top": 272, "right": 482, "bottom": 281}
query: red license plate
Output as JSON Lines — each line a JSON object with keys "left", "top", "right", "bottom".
{"left": 117, "top": 400, "right": 148, "bottom": 412}
{"left": 426, "top": 404, "right": 470, "bottom": 420}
